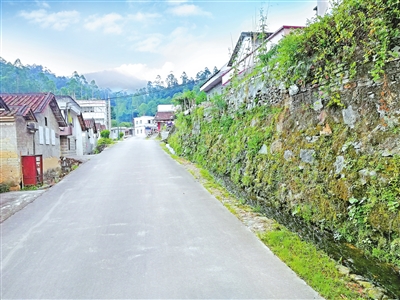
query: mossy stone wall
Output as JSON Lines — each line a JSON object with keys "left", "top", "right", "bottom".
{"left": 169, "top": 58, "right": 400, "bottom": 266}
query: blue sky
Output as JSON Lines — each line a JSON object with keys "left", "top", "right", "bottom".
{"left": 1, "top": 0, "right": 317, "bottom": 90}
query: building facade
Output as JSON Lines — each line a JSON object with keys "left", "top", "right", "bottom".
{"left": 76, "top": 99, "right": 111, "bottom": 130}
{"left": 133, "top": 116, "right": 155, "bottom": 137}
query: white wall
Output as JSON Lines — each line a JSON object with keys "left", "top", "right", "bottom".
{"left": 134, "top": 116, "right": 155, "bottom": 137}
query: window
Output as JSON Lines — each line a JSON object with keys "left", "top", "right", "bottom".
{"left": 83, "top": 106, "right": 94, "bottom": 113}
{"left": 136, "top": 121, "right": 138, "bottom": 125}
{"left": 51, "top": 129, "right": 55, "bottom": 145}
{"left": 45, "top": 128, "right": 50, "bottom": 145}
{"left": 44, "top": 117, "right": 48, "bottom": 126}
{"left": 148, "top": 120, "right": 151, "bottom": 124}
{"left": 140, "top": 120, "right": 142, "bottom": 124}
{"left": 38, "top": 126, "right": 44, "bottom": 144}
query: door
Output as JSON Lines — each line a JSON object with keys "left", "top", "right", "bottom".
{"left": 22, "top": 155, "right": 43, "bottom": 186}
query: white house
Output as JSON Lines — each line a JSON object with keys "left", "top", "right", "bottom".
{"left": 221, "top": 32, "right": 267, "bottom": 86}
{"left": 266, "top": 25, "right": 304, "bottom": 52}
{"left": 56, "top": 95, "right": 87, "bottom": 156}
{"left": 200, "top": 63, "right": 231, "bottom": 99}
{"left": 83, "top": 118, "right": 98, "bottom": 154}
{"left": 110, "top": 127, "right": 131, "bottom": 139}
{"left": 133, "top": 116, "right": 156, "bottom": 137}
{"left": 76, "top": 99, "right": 111, "bottom": 130}
{"left": 314, "top": 0, "right": 332, "bottom": 16}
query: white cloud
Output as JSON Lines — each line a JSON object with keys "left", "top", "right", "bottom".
{"left": 167, "top": 4, "right": 212, "bottom": 17}
{"left": 132, "top": 35, "right": 163, "bottom": 53}
{"left": 114, "top": 62, "right": 175, "bottom": 82}
{"left": 19, "top": 9, "right": 79, "bottom": 30}
{"left": 35, "top": 1, "right": 50, "bottom": 9}
{"left": 128, "top": 12, "right": 161, "bottom": 22}
{"left": 84, "top": 13, "right": 124, "bottom": 34}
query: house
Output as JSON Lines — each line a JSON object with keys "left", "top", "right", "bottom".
{"left": 83, "top": 118, "right": 98, "bottom": 154}
{"left": 200, "top": 63, "right": 230, "bottom": 99}
{"left": 96, "top": 123, "right": 107, "bottom": 132}
{"left": 110, "top": 127, "right": 131, "bottom": 139}
{"left": 154, "top": 105, "right": 175, "bottom": 131}
{"left": 314, "top": 0, "right": 332, "bottom": 16}
{"left": 265, "top": 25, "right": 304, "bottom": 52}
{"left": 133, "top": 116, "right": 156, "bottom": 137}
{"left": 0, "top": 93, "right": 67, "bottom": 189}
{"left": 76, "top": 99, "right": 111, "bottom": 130}
{"left": 201, "top": 27, "right": 303, "bottom": 96}
{"left": 55, "top": 95, "right": 87, "bottom": 156}
{"left": 221, "top": 32, "right": 272, "bottom": 86}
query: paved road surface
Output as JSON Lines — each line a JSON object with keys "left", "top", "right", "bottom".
{"left": 1, "top": 138, "right": 321, "bottom": 299}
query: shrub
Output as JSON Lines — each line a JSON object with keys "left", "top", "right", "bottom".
{"left": 0, "top": 183, "right": 10, "bottom": 193}
{"left": 100, "top": 130, "right": 110, "bottom": 139}
{"left": 95, "top": 137, "right": 113, "bottom": 153}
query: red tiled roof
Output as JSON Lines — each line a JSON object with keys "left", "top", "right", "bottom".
{"left": 0, "top": 93, "right": 66, "bottom": 126}
{"left": 85, "top": 118, "right": 97, "bottom": 133}
{"left": 154, "top": 111, "right": 174, "bottom": 121}
{"left": 1, "top": 93, "right": 53, "bottom": 113}
{"left": 84, "top": 119, "right": 93, "bottom": 128}
{"left": 95, "top": 123, "right": 106, "bottom": 131}
{"left": 0, "top": 97, "right": 37, "bottom": 121}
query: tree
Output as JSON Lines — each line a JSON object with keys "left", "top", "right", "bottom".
{"left": 180, "top": 72, "right": 189, "bottom": 85}
{"left": 119, "top": 121, "right": 132, "bottom": 127}
{"left": 138, "top": 103, "right": 148, "bottom": 116}
{"left": 166, "top": 72, "right": 178, "bottom": 88}
{"left": 90, "top": 80, "right": 98, "bottom": 99}
{"left": 154, "top": 75, "right": 164, "bottom": 89}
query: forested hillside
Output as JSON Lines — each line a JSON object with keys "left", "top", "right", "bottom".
{"left": 0, "top": 57, "right": 215, "bottom": 123}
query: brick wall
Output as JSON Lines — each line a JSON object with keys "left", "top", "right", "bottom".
{"left": 0, "top": 121, "right": 21, "bottom": 190}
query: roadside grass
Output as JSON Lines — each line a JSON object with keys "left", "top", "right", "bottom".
{"left": 159, "top": 142, "right": 365, "bottom": 299}
{"left": 259, "top": 227, "right": 363, "bottom": 299}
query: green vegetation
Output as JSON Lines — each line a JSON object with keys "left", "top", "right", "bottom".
{"left": 0, "top": 183, "right": 10, "bottom": 193}
{"left": 21, "top": 185, "right": 39, "bottom": 191}
{"left": 167, "top": 0, "right": 400, "bottom": 268}
{"left": 0, "top": 57, "right": 217, "bottom": 124}
{"left": 259, "top": 227, "right": 363, "bottom": 299}
{"left": 169, "top": 100, "right": 400, "bottom": 267}
{"left": 260, "top": 0, "right": 400, "bottom": 86}
{"left": 100, "top": 129, "right": 110, "bottom": 139}
{"left": 94, "top": 137, "right": 114, "bottom": 153}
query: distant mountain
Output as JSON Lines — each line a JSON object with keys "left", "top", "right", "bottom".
{"left": 84, "top": 70, "right": 147, "bottom": 93}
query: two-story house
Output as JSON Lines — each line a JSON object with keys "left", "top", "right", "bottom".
{"left": 55, "top": 95, "right": 87, "bottom": 156}
{"left": 133, "top": 116, "right": 155, "bottom": 137}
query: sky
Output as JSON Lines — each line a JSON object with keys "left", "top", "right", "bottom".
{"left": 1, "top": 0, "right": 318, "bottom": 91}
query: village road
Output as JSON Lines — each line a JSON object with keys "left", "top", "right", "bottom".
{"left": 1, "top": 137, "right": 321, "bottom": 299}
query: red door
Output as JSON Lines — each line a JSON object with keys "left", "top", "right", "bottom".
{"left": 22, "top": 155, "right": 43, "bottom": 186}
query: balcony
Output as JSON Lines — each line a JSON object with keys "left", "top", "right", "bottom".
{"left": 59, "top": 125, "right": 73, "bottom": 136}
